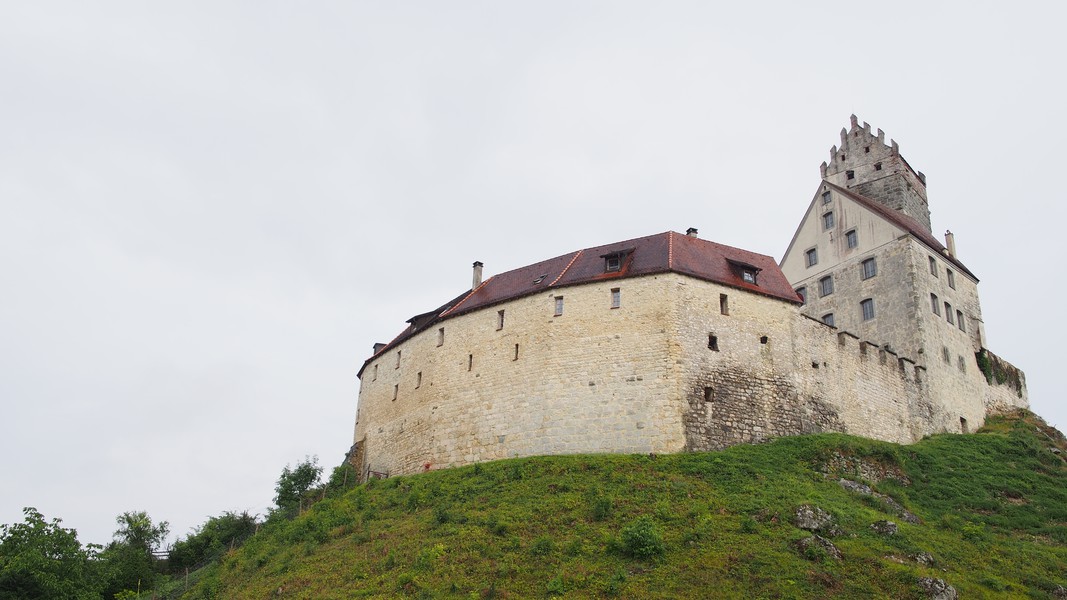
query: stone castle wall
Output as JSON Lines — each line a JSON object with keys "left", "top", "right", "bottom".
{"left": 353, "top": 271, "right": 1020, "bottom": 480}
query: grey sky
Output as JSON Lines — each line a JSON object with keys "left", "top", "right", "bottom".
{"left": 2, "top": 2, "right": 1063, "bottom": 547}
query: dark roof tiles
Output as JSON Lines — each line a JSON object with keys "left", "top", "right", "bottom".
{"left": 358, "top": 231, "right": 800, "bottom": 376}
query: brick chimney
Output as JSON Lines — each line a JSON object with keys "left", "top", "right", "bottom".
{"left": 472, "top": 261, "right": 484, "bottom": 289}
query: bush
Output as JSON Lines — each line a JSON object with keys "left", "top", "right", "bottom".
{"left": 620, "top": 516, "right": 664, "bottom": 558}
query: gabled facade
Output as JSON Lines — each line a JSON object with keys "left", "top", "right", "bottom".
{"left": 781, "top": 116, "right": 1026, "bottom": 434}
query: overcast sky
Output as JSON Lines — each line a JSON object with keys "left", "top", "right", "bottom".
{"left": 2, "top": 2, "right": 1064, "bottom": 547}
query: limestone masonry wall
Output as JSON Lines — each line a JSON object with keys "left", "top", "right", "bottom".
{"left": 352, "top": 271, "right": 1014, "bottom": 480}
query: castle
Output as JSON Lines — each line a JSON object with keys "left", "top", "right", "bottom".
{"left": 349, "top": 117, "right": 1027, "bottom": 480}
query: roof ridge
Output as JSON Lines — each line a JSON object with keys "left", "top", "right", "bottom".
{"left": 550, "top": 250, "right": 583, "bottom": 286}
{"left": 440, "top": 276, "right": 493, "bottom": 317}
{"left": 667, "top": 231, "right": 674, "bottom": 269}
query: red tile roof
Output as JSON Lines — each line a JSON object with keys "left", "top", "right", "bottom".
{"left": 358, "top": 231, "right": 801, "bottom": 377}
{"left": 826, "top": 183, "right": 978, "bottom": 281}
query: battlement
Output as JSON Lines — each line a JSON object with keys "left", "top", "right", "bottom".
{"left": 819, "top": 115, "right": 932, "bottom": 233}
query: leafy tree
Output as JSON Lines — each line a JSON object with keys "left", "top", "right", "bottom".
{"left": 0, "top": 507, "right": 104, "bottom": 600}
{"left": 100, "top": 511, "right": 169, "bottom": 598}
{"left": 273, "top": 456, "right": 322, "bottom": 515}
{"left": 169, "top": 511, "right": 257, "bottom": 571}
{"left": 326, "top": 462, "right": 358, "bottom": 495}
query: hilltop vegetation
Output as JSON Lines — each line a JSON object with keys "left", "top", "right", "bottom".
{"left": 177, "top": 410, "right": 1067, "bottom": 599}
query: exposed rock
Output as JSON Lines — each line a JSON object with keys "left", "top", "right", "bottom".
{"left": 870, "top": 520, "right": 898, "bottom": 535}
{"left": 911, "top": 551, "right": 935, "bottom": 566}
{"left": 823, "top": 453, "right": 911, "bottom": 485}
{"left": 838, "top": 478, "right": 920, "bottom": 524}
{"left": 838, "top": 478, "right": 873, "bottom": 495}
{"left": 794, "top": 505, "right": 835, "bottom": 533}
{"left": 795, "top": 535, "right": 842, "bottom": 561}
{"left": 917, "top": 577, "right": 957, "bottom": 600}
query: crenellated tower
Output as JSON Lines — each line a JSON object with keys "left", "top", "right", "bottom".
{"left": 820, "top": 114, "right": 932, "bottom": 233}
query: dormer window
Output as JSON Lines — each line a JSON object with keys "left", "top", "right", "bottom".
{"left": 600, "top": 249, "right": 633, "bottom": 273}
{"left": 727, "top": 259, "right": 761, "bottom": 286}
{"left": 533, "top": 274, "right": 547, "bottom": 285}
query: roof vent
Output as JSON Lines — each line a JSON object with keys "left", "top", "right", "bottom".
{"left": 686, "top": 227, "right": 699, "bottom": 238}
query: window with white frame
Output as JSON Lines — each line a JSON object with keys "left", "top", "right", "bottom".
{"left": 611, "top": 288, "right": 621, "bottom": 309}
{"left": 554, "top": 296, "right": 564, "bottom": 316}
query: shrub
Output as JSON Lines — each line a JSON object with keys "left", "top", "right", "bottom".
{"left": 591, "top": 496, "right": 613, "bottom": 521}
{"left": 620, "top": 516, "right": 665, "bottom": 558}
{"left": 529, "top": 536, "right": 555, "bottom": 556}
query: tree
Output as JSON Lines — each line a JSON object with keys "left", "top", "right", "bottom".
{"left": 273, "top": 456, "right": 322, "bottom": 515}
{"left": 100, "top": 511, "right": 169, "bottom": 598}
{"left": 0, "top": 507, "right": 104, "bottom": 600}
{"left": 169, "top": 511, "right": 257, "bottom": 571}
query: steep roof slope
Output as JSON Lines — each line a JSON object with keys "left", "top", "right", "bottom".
{"left": 825, "top": 182, "right": 978, "bottom": 281}
{"left": 358, "top": 231, "right": 800, "bottom": 377}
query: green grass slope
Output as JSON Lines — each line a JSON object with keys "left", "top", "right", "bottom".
{"left": 185, "top": 411, "right": 1067, "bottom": 599}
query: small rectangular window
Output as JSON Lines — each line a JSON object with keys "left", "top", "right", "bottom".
{"left": 415, "top": 371, "right": 422, "bottom": 388}
{"left": 392, "top": 384, "right": 398, "bottom": 401}
{"left": 554, "top": 296, "right": 564, "bottom": 316}
{"left": 708, "top": 334, "right": 719, "bottom": 351}
{"left": 819, "top": 275, "right": 833, "bottom": 297}
{"left": 605, "top": 255, "right": 621, "bottom": 272}
{"left": 956, "top": 310, "right": 966, "bottom": 332}
{"left": 437, "top": 328, "right": 444, "bottom": 347}
{"left": 942, "top": 346, "right": 951, "bottom": 363}
{"left": 846, "top": 229, "right": 857, "bottom": 249}
{"left": 805, "top": 248, "right": 818, "bottom": 267}
{"left": 823, "top": 211, "right": 834, "bottom": 230}
{"left": 874, "top": 162, "right": 882, "bottom": 171}
{"left": 957, "top": 355, "right": 966, "bottom": 373}
{"left": 611, "top": 288, "right": 621, "bottom": 309}
{"left": 719, "top": 294, "right": 729, "bottom": 315}
{"left": 822, "top": 313, "right": 835, "bottom": 327}
{"left": 373, "top": 364, "right": 378, "bottom": 381}
{"left": 497, "top": 309, "right": 505, "bottom": 330}
{"left": 846, "top": 170, "right": 855, "bottom": 180}
{"left": 514, "top": 344, "right": 519, "bottom": 361}
{"left": 468, "top": 354, "right": 473, "bottom": 371}
{"left": 931, "top": 293, "right": 940, "bottom": 315}
{"left": 929, "top": 256, "right": 938, "bottom": 277}
{"left": 945, "top": 303, "right": 954, "bottom": 325}
{"left": 796, "top": 287, "right": 807, "bottom": 305}
{"left": 861, "top": 298, "right": 875, "bottom": 321}
{"left": 861, "top": 258, "right": 877, "bottom": 280}
{"left": 822, "top": 191, "right": 831, "bottom": 204}
{"left": 741, "top": 270, "right": 756, "bottom": 284}
{"left": 395, "top": 351, "right": 401, "bottom": 369}
{"left": 947, "top": 269, "right": 956, "bottom": 289}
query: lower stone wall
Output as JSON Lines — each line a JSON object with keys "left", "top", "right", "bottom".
{"left": 353, "top": 273, "right": 1027, "bottom": 478}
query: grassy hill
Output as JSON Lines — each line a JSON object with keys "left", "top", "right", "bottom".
{"left": 182, "top": 411, "right": 1067, "bottom": 599}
